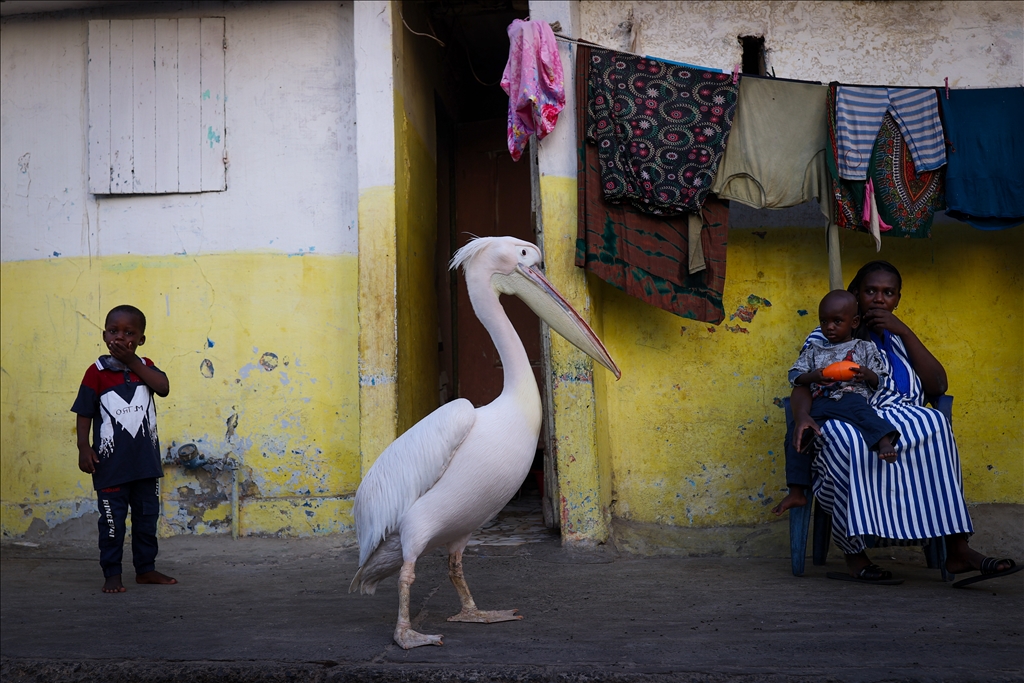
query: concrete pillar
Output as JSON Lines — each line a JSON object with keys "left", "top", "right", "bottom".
{"left": 529, "top": 0, "right": 610, "bottom": 548}
{"left": 354, "top": 0, "right": 398, "bottom": 475}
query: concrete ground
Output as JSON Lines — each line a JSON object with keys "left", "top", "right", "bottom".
{"left": 2, "top": 505, "right": 1022, "bottom": 683}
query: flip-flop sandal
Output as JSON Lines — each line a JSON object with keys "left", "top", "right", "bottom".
{"left": 951, "top": 558, "right": 1023, "bottom": 589}
{"left": 827, "top": 564, "right": 904, "bottom": 585}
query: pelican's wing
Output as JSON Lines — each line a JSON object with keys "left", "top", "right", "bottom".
{"left": 353, "top": 398, "right": 476, "bottom": 567}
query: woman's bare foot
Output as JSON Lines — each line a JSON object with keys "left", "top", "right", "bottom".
{"left": 771, "top": 486, "right": 807, "bottom": 515}
{"left": 877, "top": 435, "right": 897, "bottom": 463}
{"left": 945, "top": 543, "right": 1012, "bottom": 575}
{"left": 136, "top": 570, "right": 177, "bottom": 585}
{"left": 845, "top": 551, "right": 875, "bottom": 577}
{"left": 103, "top": 575, "right": 126, "bottom": 593}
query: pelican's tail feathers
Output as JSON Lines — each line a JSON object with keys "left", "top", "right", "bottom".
{"left": 349, "top": 531, "right": 404, "bottom": 595}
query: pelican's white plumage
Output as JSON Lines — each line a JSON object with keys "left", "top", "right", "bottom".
{"left": 350, "top": 236, "right": 619, "bottom": 649}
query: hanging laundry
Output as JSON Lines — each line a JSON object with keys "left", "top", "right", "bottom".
{"left": 586, "top": 48, "right": 737, "bottom": 215}
{"left": 869, "top": 113, "right": 944, "bottom": 238}
{"left": 500, "top": 19, "right": 565, "bottom": 162}
{"left": 939, "top": 87, "right": 1024, "bottom": 229}
{"left": 576, "top": 46, "right": 727, "bottom": 324}
{"left": 827, "top": 86, "right": 943, "bottom": 245}
{"left": 861, "top": 178, "right": 892, "bottom": 249}
{"left": 710, "top": 77, "right": 832, "bottom": 215}
{"left": 834, "top": 86, "right": 946, "bottom": 181}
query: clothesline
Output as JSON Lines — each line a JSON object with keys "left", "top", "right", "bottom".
{"left": 549, "top": 28, "right": 1005, "bottom": 94}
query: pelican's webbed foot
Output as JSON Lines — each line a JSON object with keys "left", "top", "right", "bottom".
{"left": 447, "top": 608, "right": 522, "bottom": 623}
{"left": 394, "top": 560, "right": 444, "bottom": 649}
{"left": 445, "top": 550, "right": 524, "bottom": 623}
{"left": 394, "top": 624, "right": 444, "bottom": 649}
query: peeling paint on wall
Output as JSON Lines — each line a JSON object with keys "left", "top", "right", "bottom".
{"left": 259, "top": 353, "right": 279, "bottom": 372}
{"left": 730, "top": 294, "right": 773, "bottom": 323}
{"left": 0, "top": 252, "right": 360, "bottom": 537}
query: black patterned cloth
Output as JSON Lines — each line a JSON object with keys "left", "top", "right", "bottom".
{"left": 577, "top": 46, "right": 729, "bottom": 324}
{"left": 586, "top": 49, "right": 738, "bottom": 215}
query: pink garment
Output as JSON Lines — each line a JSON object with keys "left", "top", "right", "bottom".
{"left": 861, "top": 178, "right": 892, "bottom": 251}
{"left": 501, "top": 19, "right": 565, "bottom": 161}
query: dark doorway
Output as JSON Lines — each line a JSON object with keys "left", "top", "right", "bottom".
{"left": 451, "top": 119, "right": 539, "bottom": 409}
{"left": 430, "top": 1, "right": 554, "bottom": 532}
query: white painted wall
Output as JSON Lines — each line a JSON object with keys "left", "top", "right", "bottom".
{"left": 353, "top": 0, "right": 395, "bottom": 192}
{"left": 0, "top": 1, "right": 357, "bottom": 261}
{"left": 580, "top": 1, "right": 1024, "bottom": 87}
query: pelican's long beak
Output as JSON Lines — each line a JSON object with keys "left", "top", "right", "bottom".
{"left": 494, "top": 265, "right": 621, "bottom": 380}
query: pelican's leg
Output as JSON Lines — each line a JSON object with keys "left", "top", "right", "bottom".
{"left": 394, "top": 560, "right": 444, "bottom": 649}
{"left": 446, "top": 550, "right": 523, "bottom": 623}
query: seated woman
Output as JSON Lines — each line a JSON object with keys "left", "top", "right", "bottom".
{"left": 790, "top": 260, "right": 1020, "bottom": 586}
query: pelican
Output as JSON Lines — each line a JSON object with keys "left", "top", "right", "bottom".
{"left": 350, "top": 236, "right": 620, "bottom": 649}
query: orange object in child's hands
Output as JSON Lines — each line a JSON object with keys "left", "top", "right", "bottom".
{"left": 822, "top": 360, "right": 860, "bottom": 381}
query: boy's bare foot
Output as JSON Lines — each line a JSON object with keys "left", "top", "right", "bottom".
{"left": 771, "top": 488, "right": 808, "bottom": 516}
{"left": 103, "top": 575, "right": 126, "bottom": 593}
{"left": 877, "top": 435, "right": 897, "bottom": 463}
{"left": 136, "top": 570, "right": 177, "bottom": 585}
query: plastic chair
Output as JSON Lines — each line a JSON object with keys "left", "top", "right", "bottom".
{"left": 784, "top": 395, "right": 955, "bottom": 581}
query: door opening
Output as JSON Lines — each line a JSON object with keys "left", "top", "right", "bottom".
{"left": 429, "top": 1, "right": 557, "bottom": 540}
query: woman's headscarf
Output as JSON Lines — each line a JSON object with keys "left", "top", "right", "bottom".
{"left": 848, "top": 261, "right": 911, "bottom": 396}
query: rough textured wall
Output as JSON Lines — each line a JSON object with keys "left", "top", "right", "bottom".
{"left": 575, "top": 1, "right": 1024, "bottom": 530}
{"left": 599, "top": 225, "right": 1022, "bottom": 528}
{"left": 394, "top": 0, "right": 443, "bottom": 435}
{"left": 0, "top": 2, "right": 360, "bottom": 537}
{"left": 580, "top": 1, "right": 1024, "bottom": 87}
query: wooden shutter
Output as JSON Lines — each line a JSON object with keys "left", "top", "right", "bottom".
{"left": 88, "top": 18, "right": 225, "bottom": 194}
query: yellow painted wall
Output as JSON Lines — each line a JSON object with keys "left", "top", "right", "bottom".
{"left": 358, "top": 185, "right": 400, "bottom": 475}
{"left": 0, "top": 253, "right": 360, "bottom": 537}
{"left": 538, "top": 176, "right": 612, "bottom": 542}
{"left": 594, "top": 223, "right": 1023, "bottom": 529}
{"left": 395, "top": 89, "right": 441, "bottom": 433}
{"left": 393, "top": 0, "right": 444, "bottom": 433}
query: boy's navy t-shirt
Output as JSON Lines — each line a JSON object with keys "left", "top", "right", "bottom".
{"left": 71, "top": 356, "right": 165, "bottom": 490}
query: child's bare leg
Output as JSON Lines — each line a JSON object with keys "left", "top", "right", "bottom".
{"left": 103, "top": 575, "right": 126, "bottom": 593}
{"left": 136, "top": 570, "right": 177, "bottom": 585}
{"left": 877, "top": 434, "right": 897, "bottom": 463}
{"left": 771, "top": 484, "right": 807, "bottom": 515}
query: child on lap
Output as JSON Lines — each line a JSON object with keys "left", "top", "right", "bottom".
{"left": 71, "top": 305, "right": 177, "bottom": 593}
{"left": 773, "top": 290, "right": 900, "bottom": 515}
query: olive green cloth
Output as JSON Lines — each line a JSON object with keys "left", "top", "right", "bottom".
{"left": 711, "top": 77, "right": 832, "bottom": 215}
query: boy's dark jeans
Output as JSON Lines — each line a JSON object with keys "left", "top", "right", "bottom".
{"left": 97, "top": 478, "right": 160, "bottom": 578}
{"left": 784, "top": 393, "right": 899, "bottom": 487}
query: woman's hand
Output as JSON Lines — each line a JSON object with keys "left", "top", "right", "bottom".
{"left": 860, "top": 308, "right": 910, "bottom": 337}
{"left": 862, "top": 309, "right": 948, "bottom": 397}
{"left": 793, "top": 412, "right": 821, "bottom": 453}
{"left": 790, "top": 385, "right": 820, "bottom": 453}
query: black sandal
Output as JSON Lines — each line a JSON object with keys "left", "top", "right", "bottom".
{"left": 827, "top": 564, "right": 904, "bottom": 585}
{"left": 952, "top": 558, "right": 1022, "bottom": 589}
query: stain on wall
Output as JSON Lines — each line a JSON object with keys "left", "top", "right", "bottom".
{"left": 596, "top": 225, "right": 1023, "bottom": 529}
{"left": 580, "top": 1, "right": 1024, "bottom": 87}
{"left": 0, "top": 253, "right": 360, "bottom": 537}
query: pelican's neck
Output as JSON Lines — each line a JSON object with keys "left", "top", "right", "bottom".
{"left": 467, "top": 272, "right": 536, "bottom": 400}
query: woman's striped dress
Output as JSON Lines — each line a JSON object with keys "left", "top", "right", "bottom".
{"left": 804, "top": 328, "right": 974, "bottom": 554}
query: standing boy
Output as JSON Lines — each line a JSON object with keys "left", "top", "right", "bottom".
{"left": 72, "top": 305, "right": 177, "bottom": 593}
{"left": 772, "top": 290, "right": 900, "bottom": 515}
